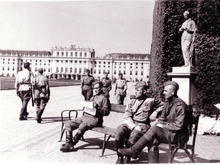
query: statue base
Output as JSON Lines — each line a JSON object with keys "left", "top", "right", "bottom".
{"left": 167, "top": 66, "right": 197, "bottom": 105}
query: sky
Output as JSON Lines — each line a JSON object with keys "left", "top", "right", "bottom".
{"left": 0, "top": 0, "right": 155, "bottom": 57}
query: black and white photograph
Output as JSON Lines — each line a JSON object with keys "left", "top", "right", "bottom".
{"left": 1, "top": 0, "right": 220, "bottom": 164}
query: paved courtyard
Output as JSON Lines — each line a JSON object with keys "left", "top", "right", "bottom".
{"left": 1, "top": 83, "right": 220, "bottom": 164}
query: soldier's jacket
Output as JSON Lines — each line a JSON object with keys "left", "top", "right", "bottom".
{"left": 34, "top": 74, "right": 50, "bottom": 99}
{"left": 101, "top": 77, "right": 112, "bottom": 93}
{"left": 15, "top": 68, "right": 32, "bottom": 91}
{"left": 115, "top": 78, "right": 127, "bottom": 96}
{"left": 81, "top": 75, "right": 95, "bottom": 90}
{"left": 158, "top": 96, "right": 188, "bottom": 142}
{"left": 89, "top": 92, "right": 111, "bottom": 126}
{"left": 124, "top": 96, "right": 164, "bottom": 129}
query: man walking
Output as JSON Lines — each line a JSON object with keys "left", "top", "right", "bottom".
{"left": 115, "top": 81, "right": 163, "bottom": 164}
{"left": 33, "top": 68, "right": 50, "bottom": 123}
{"left": 15, "top": 62, "right": 33, "bottom": 120}
{"left": 118, "top": 81, "right": 188, "bottom": 163}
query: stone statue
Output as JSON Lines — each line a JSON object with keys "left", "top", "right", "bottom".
{"left": 179, "top": 10, "right": 197, "bottom": 67}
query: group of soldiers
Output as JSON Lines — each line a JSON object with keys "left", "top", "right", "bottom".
{"left": 60, "top": 69, "right": 189, "bottom": 164}
{"left": 15, "top": 62, "right": 189, "bottom": 164}
{"left": 15, "top": 62, "right": 50, "bottom": 123}
{"left": 80, "top": 69, "right": 128, "bottom": 105}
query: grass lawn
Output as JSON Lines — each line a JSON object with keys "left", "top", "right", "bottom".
{"left": 0, "top": 77, "right": 81, "bottom": 90}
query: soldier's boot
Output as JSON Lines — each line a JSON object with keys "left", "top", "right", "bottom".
{"left": 118, "top": 136, "right": 149, "bottom": 158}
{"left": 60, "top": 131, "right": 77, "bottom": 152}
{"left": 115, "top": 140, "right": 124, "bottom": 164}
{"left": 124, "top": 142, "right": 133, "bottom": 163}
{"left": 72, "top": 132, "right": 83, "bottom": 146}
{"left": 148, "top": 145, "right": 159, "bottom": 163}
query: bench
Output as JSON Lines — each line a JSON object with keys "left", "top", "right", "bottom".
{"left": 59, "top": 103, "right": 126, "bottom": 156}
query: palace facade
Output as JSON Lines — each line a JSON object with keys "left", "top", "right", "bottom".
{"left": 0, "top": 45, "right": 150, "bottom": 82}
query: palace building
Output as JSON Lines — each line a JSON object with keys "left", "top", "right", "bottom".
{"left": 0, "top": 45, "right": 150, "bottom": 82}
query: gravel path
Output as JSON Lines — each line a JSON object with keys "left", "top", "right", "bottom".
{"left": 1, "top": 83, "right": 220, "bottom": 164}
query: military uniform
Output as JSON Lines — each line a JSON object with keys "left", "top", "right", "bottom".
{"left": 81, "top": 75, "right": 95, "bottom": 100}
{"left": 65, "top": 92, "right": 110, "bottom": 134}
{"left": 118, "top": 81, "right": 188, "bottom": 163}
{"left": 61, "top": 85, "right": 111, "bottom": 152}
{"left": 33, "top": 69, "right": 50, "bottom": 123}
{"left": 15, "top": 66, "right": 32, "bottom": 120}
{"left": 115, "top": 78, "right": 127, "bottom": 104}
{"left": 116, "top": 96, "right": 163, "bottom": 144}
{"left": 101, "top": 77, "right": 112, "bottom": 98}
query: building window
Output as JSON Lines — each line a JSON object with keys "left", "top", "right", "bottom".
{"left": 99, "top": 70, "right": 101, "bottom": 74}
{"left": 85, "top": 52, "right": 87, "bottom": 57}
{"left": 75, "top": 52, "right": 77, "bottom": 57}
{"left": 80, "top": 52, "right": 82, "bottom": 57}
{"left": 35, "top": 67, "right": 37, "bottom": 71}
{"left": 66, "top": 52, "right": 68, "bottom": 56}
{"left": 70, "top": 67, "right": 72, "bottom": 73}
{"left": 61, "top": 67, "right": 63, "bottom": 72}
{"left": 57, "top": 52, "right": 59, "bottom": 56}
{"left": 136, "top": 71, "right": 138, "bottom": 75}
{"left": 124, "top": 71, "right": 126, "bottom": 75}
{"left": 141, "top": 71, "right": 143, "bottom": 75}
{"left": 79, "top": 68, "right": 81, "bottom": 73}
{"left": 75, "top": 68, "right": 77, "bottom": 72}
{"left": 62, "top": 52, "right": 64, "bottom": 56}
{"left": 114, "top": 70, "right": 116, "bottom": 74}
{"left": 48, "top": 68, "right": 50, "bottom": 72}
{"left": 71, "top": 52, "right": 73, "bottom": 56}
{"left": 130, "top": 71, "right": 132, "bottom": 75}
{"left": 65, "top": 67, "right": 68, "bottom": 72}
{"left": 2, "top": 67, "right": 4, "bottom": 70}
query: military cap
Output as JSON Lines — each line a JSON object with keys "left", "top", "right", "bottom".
{"left": 118, "top": 73, "right": 123, "bottom": 76}
{"left": 164, "top": 81, "right": 179, "bottom": 91}
{"left": 85, "top": 69, "right": 90, "bottom": 73}
{"left": 135, "top": 81, "right": 149, "bottom": 90}
{"left": 103, "top": 71, "right": 109, "bottom": 74}
{"left": 38, "top": 68, "right": 44, "bottom": 73}
{"left": 23, "top": 62, "right": 30, "bottom": 69}
{"left": 92, "top": 80, "right": 103, "bottom": 88}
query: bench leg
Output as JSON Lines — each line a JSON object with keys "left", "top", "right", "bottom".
{"left": 101, "top": 134, "right": 112, "bottom": 156}
{"left": 58, "top": 128, "right": 65, "bottom": 142}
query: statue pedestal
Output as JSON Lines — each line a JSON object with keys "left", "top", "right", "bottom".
{"left": 167, "top": 66, "right": 197, "bottom": 105}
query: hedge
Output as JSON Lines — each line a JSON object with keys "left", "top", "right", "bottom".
{"left": 150, "top": 0, "right": 220, "bottom": 115}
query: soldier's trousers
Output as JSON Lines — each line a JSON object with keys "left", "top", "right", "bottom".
{"left": 115, "top": 123, "right": 150, "bottom": 145}
{"left": 82, "top": 89, "right": 93, "bottom": 101}
{"left": 18, "top": 90, "right": 31, "bottom": 118}
{"left": 65, "top": 114, "right": 99, "bottom": 135}
{"left": 35, "top": 98, "right": 48, "bottom": 120}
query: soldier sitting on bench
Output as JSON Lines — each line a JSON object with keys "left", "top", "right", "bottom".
{"left": 115, "top": 81, "right": 164, "bottom": 164}
{"left": 60, "top": 81, "right": 111, "bottom": 152}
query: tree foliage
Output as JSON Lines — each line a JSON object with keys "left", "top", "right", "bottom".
{"left": 150, "top": 0, "right": 220, "bottom": 115}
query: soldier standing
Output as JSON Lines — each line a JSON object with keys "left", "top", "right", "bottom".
{"left": 15, "top": 62, "right": 33, "bottom": 120}
{"left": 33, "top": 68, "right": 50, "bottom": 123}
{"left": 81, "top": 69, "right": 95, "bottom": 100}
{"left": 114, "top": 73, "right": 127, "bottom": 105}
{"left": 101, "top": 71, "right": 112, "bottom": 98}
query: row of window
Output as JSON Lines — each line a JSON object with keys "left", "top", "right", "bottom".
{"left": 56, "top": 51, "right": 89, "bottom": 58}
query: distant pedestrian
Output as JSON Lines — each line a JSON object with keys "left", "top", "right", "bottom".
{"left": 81, "top": 69, "right": 95, "bottom": 100}
{"left": 15, "top": 62, "right": 33, "bottom": 120}
{"left": 33, "top": 68, "right": 50, "bottom": 123}
{"left": 101, "top": 71, "right": 112, "bottom": 98}
{"left": 114, "top": 73, "right": 127, "bottom": 105}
